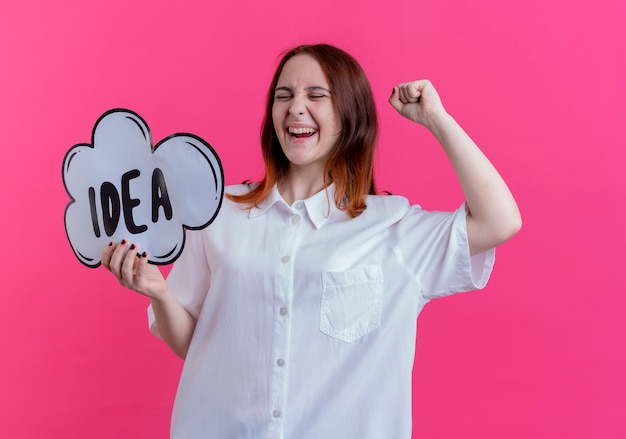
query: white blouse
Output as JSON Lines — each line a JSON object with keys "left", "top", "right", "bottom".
{"left": 148, "top": 184, "right": 495, "bottom": 439}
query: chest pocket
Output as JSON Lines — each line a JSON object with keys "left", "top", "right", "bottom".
{"left": 320, "top": 265, "right": 384, "bottom": 343}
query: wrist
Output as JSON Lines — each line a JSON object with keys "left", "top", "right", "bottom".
{"left": 424, "top": 111, "right": 457, "bottom": 141}
{"left": 148, "top": 285, "right": 173, "bottom": 304}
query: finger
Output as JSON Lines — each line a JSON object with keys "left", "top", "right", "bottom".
{"left": 401, "top": 86, "right": 416, "bottom": 104}
{"left": 402, "top": 82, "right": 422, "bottom": 103}
{"left": 408, "top": 84, "right": 422, "bottom": 102}
{"left": 120, "top": 243, "right": 141, "bottom": 286}
{"left": 135, "top": 250, "right": 151, "bottom": 280}
{"left": 388, "top": 86, "right": 404, "bottom": 113}
{"left": 398, "top": 84, "right": 408, "bottom": 104}
{"left": 101, "top": 241, "right": 115, "bottom": 270}
{"left": 109, "top": 239, "right": 129, "bottom": 279}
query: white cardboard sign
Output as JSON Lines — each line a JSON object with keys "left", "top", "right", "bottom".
{"left": 63, "top": 109, "right": 224, "bottom": 267}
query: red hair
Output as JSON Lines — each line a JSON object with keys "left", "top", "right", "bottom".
{"left": 227, "top": 44, "right": 379, "bottom": 217}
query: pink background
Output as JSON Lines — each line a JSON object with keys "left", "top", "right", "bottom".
{"left": 1, "top": 0, "right": 624, "bottom": 437}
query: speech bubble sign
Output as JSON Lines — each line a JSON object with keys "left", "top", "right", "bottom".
{"left": 62, "top": 109, "right": 224, "bottom": 268}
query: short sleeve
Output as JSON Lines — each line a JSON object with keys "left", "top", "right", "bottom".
{"left": 389, "top": 202, "right": 495, "bottom": 300}
{"left": 147, "top": 228, "right": 211, "bottom": 338}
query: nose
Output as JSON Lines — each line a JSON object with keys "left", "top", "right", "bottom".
{"left": 288, "top": 95, "right": 306, "bottom": 117}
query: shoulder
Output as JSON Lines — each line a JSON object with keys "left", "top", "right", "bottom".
{"left": 363, "top": 193, "right": 417, "bottom": 218}
{"left": 339, "top": 194, "right": 418, "bottom": 229}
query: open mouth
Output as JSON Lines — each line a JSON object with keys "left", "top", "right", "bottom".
{"left": 288, "top": 127, "right": 317, "bottom": 139}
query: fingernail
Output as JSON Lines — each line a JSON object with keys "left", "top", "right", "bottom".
{"left": 108, "top": 242, "right": 113, "bottom": 246}
{"left": 141, "top": 252, "right": 147, "bottom": 258}
{"left": 121, "top": 239, "right": 127, "bottom": 245}
{"left": 136, "top": 252, "right": 141, "bottom": 258}
{"left": 130, "top": 244, "right": 136, "bottom": 250}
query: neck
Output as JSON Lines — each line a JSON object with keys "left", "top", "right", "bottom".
{"left": 279, "top": 166, "right": 329, "bottom": 205}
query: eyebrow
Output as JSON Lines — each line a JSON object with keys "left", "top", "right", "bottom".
{"left": 274, "top": 86, "right": 332, "bottom": 94}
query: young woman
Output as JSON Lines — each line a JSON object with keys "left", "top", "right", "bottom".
{"left": 103, "top": 44, "right": 521, "bottom": 438}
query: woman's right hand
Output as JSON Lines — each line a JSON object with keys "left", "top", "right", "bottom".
{"left": 102, "top": 240, "right": 169, "bottom": 299}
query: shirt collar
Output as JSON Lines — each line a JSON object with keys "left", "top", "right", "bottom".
{"left": 249, "top": 183, "right": 341, "bottom": 229}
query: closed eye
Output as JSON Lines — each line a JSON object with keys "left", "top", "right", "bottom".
{"left": 275, "top": 94, "right": 293, "bottom": 101}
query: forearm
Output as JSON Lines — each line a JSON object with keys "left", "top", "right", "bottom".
{"left": 150, "top": 291, "right": 196, "bottom": 359}
{"left": 427, "top": 112, "right": 522, "bottom": 254}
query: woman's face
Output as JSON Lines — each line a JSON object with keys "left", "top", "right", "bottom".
{"left": 272, "top": 54, "right": 341, "bottom": 174}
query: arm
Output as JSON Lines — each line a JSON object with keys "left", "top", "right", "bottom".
{"left": 389, "top": 80, "right": 522, "bottom": 255}
{"left": 102, "top": 241, "right": 196, "bottom": 359}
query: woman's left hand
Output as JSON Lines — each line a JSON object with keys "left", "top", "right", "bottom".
{"left": 389, "top": 80, "right": 446, "bottom": 127}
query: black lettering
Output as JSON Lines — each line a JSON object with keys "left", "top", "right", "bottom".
{"left": 151, "top": 168, "right": 173, "bottom": 222}
{"left": 88, "top": 186, "right": 101, "bottom": 238}
{"left": 121, "top": 169, "right": 147, "bottom": 234}
{"left": 100, "top": 182, "right": 120, "bottom": 237}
